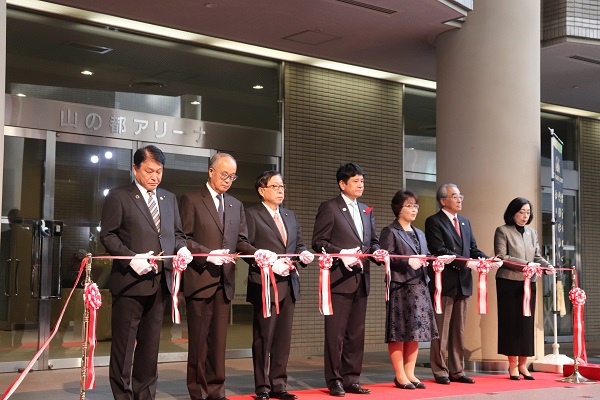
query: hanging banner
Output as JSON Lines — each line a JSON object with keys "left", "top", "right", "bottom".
{"left": 551, "top": 131, "right": 564, "bottom": 267}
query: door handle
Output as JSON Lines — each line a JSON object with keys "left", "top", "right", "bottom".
{"left": 14, "top": 259, "right": 20, "bottom": 296}
{"left": 4, "top": 258, "right": 10, "bottom": 296}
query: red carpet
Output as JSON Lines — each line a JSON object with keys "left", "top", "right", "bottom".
{"left": 228, "top": 373, "right": 574, "bottom": 399}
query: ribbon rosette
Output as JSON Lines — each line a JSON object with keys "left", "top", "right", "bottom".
{"left": 373, "top": 250, "right": 390, "bottom": 301}
{"left": 171, "top": 254, "right": 187, "bottom": 324}
{"left": 476, "top": 258, "right": 491, "bottom": 314}
{"left": 432, "top": 259, "right": 445, "bottom": 314}
{"left": 319, "top": 251, "right": 334, "bottom": 315}
{"left": 256, "top": 251, "right": 279, "bottom": 318}
{"left": 569, "top": 287, "right": 587, "bottom": 362}
{"left": 522, "top": 263, "right": 542, "bottom": 316}
{"left": 83, "top": 282, "right": 102, "bottom": 390}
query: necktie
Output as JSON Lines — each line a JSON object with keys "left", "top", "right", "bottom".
{"left": 351, "top": 202, "right": 364, "bottom": 241}
{"left": 217, "top": 194, "right": 224, "bottom": 223}
{"left": 147, "top": 191, "right": 161, "bottom": 232}
{"left": 274, "top": 211, "right": 287, "bottom": 245}
{"left": 453, "top": 216, "right": 461, "bottom": 237}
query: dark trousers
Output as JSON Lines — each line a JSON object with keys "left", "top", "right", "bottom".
{"left": 252, "top": 287, "right": 295, "bottom": 394}
{"left": 430, "top": 294, "right": 469, "bottom": 380}
{"left": 324, "top": 281, "right": 368, "bottom": 388}
{"left": 186, "top": 286, "right": 230, "bottom": 400}
{"left": 109, "top": 287, "right": 166, "bottom": 400}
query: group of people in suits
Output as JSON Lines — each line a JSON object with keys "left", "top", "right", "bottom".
{"left": 100, "top": 146, "right": 553, "bottom": 400}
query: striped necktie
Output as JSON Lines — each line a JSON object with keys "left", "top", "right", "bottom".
{"left": 147, "top": 191, "right": 161, "bottom": 232}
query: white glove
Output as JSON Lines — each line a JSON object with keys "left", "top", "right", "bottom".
{"left": 299, "top": 250, "right": 314, "bottom": 264}
{"left": 408, "top": 256, "right": 427, "bottom": 270}
{"left": 254, "top": 249, "right": 278, "bottom": 266}
{"left": 527, "top": 262, "right": 541, "bottom": 268}
{"left": 437, "top": 255, "right": 456, "bottom": 264}
{"left": 272, "top": 258, "right": 292, "bottom": 276}
{"left": 466, "top": 260, "right": 480, "bottom": 270}
{"left": 545, "top": 264, "right": 555, "bottom": 275}
{"left": 207, "top": 249, "right": 230, "bottom": 266}
{"left": 130, "top": 252, "right": 153, "bottom": 275}
{"left": 489, "top": 257, "right": 503, "bottom": 269}
{"left": 177, "top": 247, "right": 193, "bottom": 265}
{"left": 339, "top": 247, "right": 361, "bottom": 268}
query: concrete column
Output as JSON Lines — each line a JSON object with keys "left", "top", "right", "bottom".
{"left": 0, "top": 0, "right": 6, "bottom": 215}
{"left": 436, "top": 0, "right": 542, "bottom": 370}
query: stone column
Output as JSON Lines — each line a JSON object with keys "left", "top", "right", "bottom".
{"left": 435, "top": 0, "right": 543, "bottom": 370}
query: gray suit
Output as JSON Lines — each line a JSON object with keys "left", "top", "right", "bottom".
{"left": 100, "top": 182, "right": 187, "bottom": 400}
{"left": 494, "top": 224, "right": 549, "bottom": 281}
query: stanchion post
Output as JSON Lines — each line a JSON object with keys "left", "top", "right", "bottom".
{"left": 80, "top": 254, "right": 93, "bottom": 399}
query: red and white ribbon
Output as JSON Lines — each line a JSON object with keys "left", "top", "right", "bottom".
{"left": 83, "top": 282, "right": 102, "bottom": 390}
{"left": 569, "top": 287, "right": 587, "bottom": 362}
{"left": 522, "top": 264, "right": 542, "bottom": 316}
{"left": 373, "top": 250, "right": 390, "bottom": 301}
{"left": 319, "top": 252, "right": 334, "bottom": 315}
{"left": 255, "top": 252, "right": 279, "bottom": 318}
{"left": 171, "top": 254, "right": 187, "bottom": 324}
{"left": 432, "top": 259, "right": 445, "bottom": 314}
{"left": 476, "top": 258, "right": 491, "bottom": 314}
{"left": 149, "top": 257, "right": 158, "bottom": 273}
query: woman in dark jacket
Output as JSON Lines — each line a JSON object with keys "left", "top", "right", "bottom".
{"left": 380, "top": 190, "right": 453, "bottom": 390}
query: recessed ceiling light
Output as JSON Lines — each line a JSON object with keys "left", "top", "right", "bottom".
{"left": 253, "top": 85, "right": 264, "bottom": 90}
{"left": 81, "top": 70, "right": 94, "bottom": 76}
{"left": 104, "top": 151, "right": 113, "bottom": 159}
{"left": 204, "top": 3, "right": 217, "bottom": 8}
{"left": 90, "top": 155, "right": 99, "bottom": 163}
{"left": 16, "top": 93, "right": 26, "bottom": 97}
{"left": 190, "top": 100, "right": 201, "bottom": 105}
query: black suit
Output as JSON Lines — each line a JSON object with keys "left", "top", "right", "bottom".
{"left": 179, "top": 185, "right": 255, "bottom": 400}
{"left": 311, "top": 195, "right": 380, "bottom": 388}
{"left": 100, "top": 182, "right": 187, "bottom": 400}
{"left": 245, "top": 203, "right": 309, "bottom": 394}
{"left": 424, "top": 210, "right": 487, "bottom": 380}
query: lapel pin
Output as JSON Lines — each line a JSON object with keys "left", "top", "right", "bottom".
{"left": 342, "top": 208, "right": 347, "bottom": 212}
{"left": 285, "top": 213, "right": 288, "bottom": 216}
{"left": 160, "top": 196, "right": 164, "bottom": 200}
{"left": 135, "top": 195, "right": 140, "bottom": 199}
{"left": 229, "top": 204, "right": 232, "bottom": 207}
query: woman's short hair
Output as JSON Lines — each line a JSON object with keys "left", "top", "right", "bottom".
{"left": 391, "top": 189, "right": 418, "bottom": 218}
{"left": 503, "top": 197, "right": 533, "bottom": 225}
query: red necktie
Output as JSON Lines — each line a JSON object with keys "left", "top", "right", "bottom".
{"left": 453, "top": 216, "right": 461, "bottom": 237}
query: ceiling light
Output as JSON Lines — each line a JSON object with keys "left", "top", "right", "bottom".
{"left": 16, "top": 93, "right": 26, "bottom": 97}
{"left": 81, "top": 70, "right": 94, "bottom": 76}
{"left": 190, "top": 100, "right": 201, "bottom": 105}
{"left": 104, "top": 151, "right": 113, "bottom": 159}
{"left": 103, "top": 189, "right": 110, "bottom": 196}
{"left": 90, "top": 155, "right": 99, "bottom": 163}
{"left": 253, "top": 85, "right": 264, "bottom": 90}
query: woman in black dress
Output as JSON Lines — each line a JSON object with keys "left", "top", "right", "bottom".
{"left": 380, "top": 190, "right": 453, "bottom": 390}
{"left": 494, "top": 197, "right": 554, "bottom": 380}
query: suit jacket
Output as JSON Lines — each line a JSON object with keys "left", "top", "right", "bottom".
{"left": 312, "top": 195, "right": 380, "bottom": 295}
{"left": 425, "top": 210, "right": 487, "bottom": 296}
{"left": 494, "top": 224, "right": 549, "bottom": 282}
{"left": 245, "top": 203, "right": 309, "bottom": 304}
{"left": 379, "top": 220, "right": 430, "bottom": 285}
{"left": 100, "top": 182, "right": 187, "bottom": 297}
{"left": 179, "top": 185, "right": 255, "bottom": 301}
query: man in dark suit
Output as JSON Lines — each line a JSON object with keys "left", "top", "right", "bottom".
{"left": 425, "top": 183, "right": 497, "bottom": 385}
{"left": 100, "top": 145, "right": 192, "bottom": 400}
{"left": 179, "top": 153, "right": 259, "bottom": 400}
{"left": 245, "top": 170, "right": 314, "bottom": 400}
{"left": 312, "top": 163, "right": 380, "bottom": 397}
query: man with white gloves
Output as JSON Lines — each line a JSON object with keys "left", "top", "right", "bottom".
{"left": 100, "top": 145, "right": 190, "bottom": 399}
{"left": 312, "top": 163, "right": 380, "bottom": 397}
{"left": 179, "top": 153, "right": 256, "bottom": 400}
{"left": 424, "top": 183, "right": 489, "bottom": 386}
{"left": 245, "top": 170, "right": 313, "bottom": 400}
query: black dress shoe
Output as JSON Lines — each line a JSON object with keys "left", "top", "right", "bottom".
{"left": 393, "top": 378, "right": 415, "bottom": 389}
{"left": 509, "top": 368, "right": 520, "bottom": 380}
{"left": 435, "top": 376, "right": 450, "bottom": 384}
{"left": 343, "top": 383, "right": 371, "bottom": 394}
{"left": 410, "top": 381, "right": 426, "bottom": 389}
{"left": 255, "top": 392, "right": 270, "bottom": 400}
{"left": 270, "top": 390, "right": 297, "bottom": 399}
{"left": 328, "top": 381, "right": 345, "bottom": 397}
{"left": 519, "top": 371, "right": 535, "bottom": 380}
{"left": 450, "top": 375, "right": 475, "bottom": 384}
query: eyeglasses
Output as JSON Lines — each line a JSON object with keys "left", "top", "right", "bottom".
{"left": 444, "top": 194, "right": 464, "bottom": 201}
{"left": 403, "top": 204, "right": 419, "bottom": 209}
{"left": 265, "top": 184, "right": 286, "bottom": 191}
{"left": 217, "top": 171, "right": 238, "bottom": 182}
